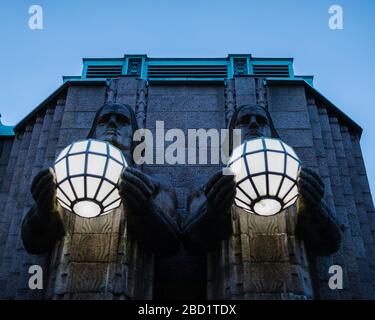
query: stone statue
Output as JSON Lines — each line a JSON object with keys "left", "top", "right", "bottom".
{"left": 21, "top": 103, "right": 180, "bottom": 299}
{"left": 21, "top": 102, "right": 342, "bottom": 300}
{"left": 183, "top": 105, "right": 342, "bottom": 299}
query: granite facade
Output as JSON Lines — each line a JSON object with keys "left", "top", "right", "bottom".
{"left": 0, "top": 75, "right": 374, "bottom": 299}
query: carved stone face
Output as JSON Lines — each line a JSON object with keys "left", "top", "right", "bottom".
{"left": 234, "top": 105, "right": 272, "bottom": 141}
{"left": 93, "top": 105, "right": 134, "bottom": 153}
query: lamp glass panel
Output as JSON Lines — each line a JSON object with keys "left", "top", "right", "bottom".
{"left": 252, "top": 174, "right": 267, "bottom": 196}
{"left": 278, "top": 177, "right": 294, "bottom": 198}
{"left": 103, "top": 199, "right": 122, "bottom": 213}
{"left": 86, "top": 176, "right": 102, "bottom": 198}
{"left": 235, "top": 201, "right": 251, "bottom": 212}
{"left": 73, "top": 200, "right": 101, "bottom": 218}
{"left": 89, "top": 140, "right": 107, "bottom": 154}
{"left": 246, "top": 139, "right": 263, "bottom": 153}
{"left": 102, "top": 189, "right": 120, "bottom": 207}
{"left": 55, "top": 159, "right": 67, "bottom": 183}
{"left": 238, "top": 178, "right": 257, "bottom": 199}
{"left": 286, "top": 155, "right": 299, "bottom": 180}
{"left": 236, "top": 186, "right": 251, "bottom": 204}
{"left": 266, "top": 151, "right": 285, "bottom": 173}
{"left": 56, "top": 188, "right": 71, "bottom": 206}
{"left": 254, "top": 199, "right": 281, "bottom": 216}
{"left": 265, "top": 139, "right": 283, "bottom": 151}
{"left": 283, "top": 195, "right": 298, "bottom": 210}
{"left": 87, "top": 154, "right": 107, "bottom": 177}
{"left": 57, "top": 199, "right": 71, "bottom": 211}
{"left": 110, "top": 146, "right": 124, "bottom": 163}
{"left": 96, "top": 180, "right": 115, "bottom": 202}
{"left": 282, "top": 142, "right": 298, "bottom": 158}
{"left": 59, "top": 180, "right": 75, "bottom": 201}
{"left": 71, "top": 176, "right": 85, "bottom": 198}
{"left": 284, "top": 185, "right": 298, "bottom": 203}
{"left": 268, "top": 174, "right": 283, "bottom": 196}
{"left": 230, "top": 158, "right": 247, "bottom": 182}
{"left": 246, "top": 152, "right": 265, "bottom": 175}
{"left": 230, "top": 144, "right": 243, "bottom": 163}
{"left": 105, "top": 159, "right": 124, "bottom": 183}
{"left": 70, "top": 140, "right": 88, "bottom": 154}
{"left": 68, "top": 154, "right": 86, "bottom": 176}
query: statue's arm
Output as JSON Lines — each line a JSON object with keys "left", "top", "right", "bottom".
{"left": 21, "top": 206, "right": 65, "bottom": 255}
{"left": 21, "top": 168, "right": 65, "bottom": 255}
{"left": 182, "top": 172, "right": 235, "bottom": 255}
{"left": 295, "top": 167, "right": 342, "bottom": 255}
{"left": 119, "top": 168, "right": 181, "bottom": 256}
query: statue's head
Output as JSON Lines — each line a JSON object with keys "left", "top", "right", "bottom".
{"left": 228, "top": 105, "right": 279, "bottom": 154}
{"left": 87, "top": 103, "right": 138, "bottom": 162}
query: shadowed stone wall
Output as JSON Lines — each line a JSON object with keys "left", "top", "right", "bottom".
{"left": 0, "top": 136, "right": 14, "bottom": 194}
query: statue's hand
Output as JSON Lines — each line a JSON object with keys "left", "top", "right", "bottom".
{"left": 31, "top": 168, "right": 58, "bottom": 217}
{"left": 297, "top": 167, "right": 324, "bottom": 209}
{"left": 118, "top": 167, "right": 157, "bottom": 214}
{"left": 183, "top": 171, "right": 235, "bottom": 254}
{"left": 295, "top": 167, "right": 342, "bottom": 255}
{"left": 204, "top": 171, "right": 236, "bottom": 217}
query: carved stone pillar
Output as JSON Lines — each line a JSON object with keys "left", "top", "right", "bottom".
{"left": 207, "top": 205, "right": 313, "bottom": 300}
{"left": 135, "top": 79, "right": 148, "bottom": 129}
{"left": 106, "top": 79, "right": 119, "bottom": 103}
{"left": 255, "top": 78, "right": 268, "bottom": 110}
{"left": 224, "top": 79, "right": 236, "bottom": 127}
{"left": 46, "top": 207, "right": 153, "bottom": 300}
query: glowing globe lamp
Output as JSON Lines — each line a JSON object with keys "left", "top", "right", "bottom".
{"left": 54, "top": 139, "right": 127, "bottom": 218}
{"left": 228, "top": 137, "right": 301, "bottom": 216}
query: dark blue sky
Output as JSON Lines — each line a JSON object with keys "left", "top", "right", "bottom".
{"left": 1, "top": 0, "right": 374, "bottom": 198}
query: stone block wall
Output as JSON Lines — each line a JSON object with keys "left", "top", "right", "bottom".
{"left": 0, "top": 137, "right": 13, "bottom": 195}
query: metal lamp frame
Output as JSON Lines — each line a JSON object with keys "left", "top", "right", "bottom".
{"left": 55, "top": 139, "right": 127, "bottom": 217}
{"left": 228, "top": 137, "right": 301, "bottom": 216}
